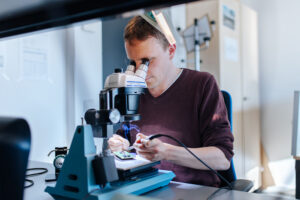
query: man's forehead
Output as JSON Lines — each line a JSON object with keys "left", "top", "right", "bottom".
{"left": 126, "top": 37, "right": 164, "bottom": 48}
{"left": 129, "top": 56, "right": 153, "bottom": 62}
{"left": 127, "top": 36, "right": 155, "bottom": 44}
{"left": 125, "top": 40, "right": 158, "bottom": 60}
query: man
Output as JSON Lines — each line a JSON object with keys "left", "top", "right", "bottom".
{"left": 108, "top": 15, "right": 233, "bottom": 187}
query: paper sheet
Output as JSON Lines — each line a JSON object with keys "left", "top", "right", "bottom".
{"left": 224, "top": 36, "right": 239, "bottom": 62}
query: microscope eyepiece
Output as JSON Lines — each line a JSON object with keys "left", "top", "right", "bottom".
{"left": 130, "top": 60, "right": 136, "bottom": 67}
{"left": 141, "top": 58, "right": 150, "bottom": 66}
{"left": 114, "top": 68, "right": 123, "bottom": 73}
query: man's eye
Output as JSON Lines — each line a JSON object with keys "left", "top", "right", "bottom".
{"left": 141, "top": 58, "right": 150, "bottom": 63}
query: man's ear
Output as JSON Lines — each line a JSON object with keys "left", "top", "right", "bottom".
{"left": 168, "top": 44, "right": 176, "bottom": 60}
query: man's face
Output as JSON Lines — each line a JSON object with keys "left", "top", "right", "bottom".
{"left": 125, "top": 37, "right": 172, "bottom": 90}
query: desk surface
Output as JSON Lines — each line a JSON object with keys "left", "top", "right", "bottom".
{"left": 25, "top": 161, "right": 295, "bottom": 200}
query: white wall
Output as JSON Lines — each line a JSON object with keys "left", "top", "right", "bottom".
{"left": 169, "top": 4, "right": 187, "bottom": 68}
{"left": 0, "top": 20, "right": 103, "bottom": 163}
{"left": 242, "top": 0, "right": 300, "bottom": 188}
{"left": 0, "top": 30, "right": 68, "bottom": 163}
{"left": 73, "top": 21, "right": 103, "bottom": 134}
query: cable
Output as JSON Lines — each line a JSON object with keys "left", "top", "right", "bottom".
{"left": 48, "top": 148, "right": 69, "bottom": 157}
{"left": 24, "top": 179, "right": 34, "bottom": 188}
{"left": 26, "top": 168, "right": 48, "bottom": 177}
{"left": 24, "top": 168, "right": 48, "bottom": 189}
{"left": 148, "top": 134, "right": 233, "bottom": 190}
{"left": 206, "top": 186, "right": 231, "bottom": 200}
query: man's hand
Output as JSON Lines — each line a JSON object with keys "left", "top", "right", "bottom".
{"left": 133, "top": 133, "right": 230, "bottom": 170}
{"left": 108, "top": 134, "right": 130, "bottom": 152}
{"left": 133, "top": 133, "right": 169, "bottom": 161}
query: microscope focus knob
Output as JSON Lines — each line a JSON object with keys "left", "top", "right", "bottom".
{"left": 109, "top": 109, "right": 121, "bottom": 124}
{"left": 53, "top": 155, "right": 65, "bottom": 170}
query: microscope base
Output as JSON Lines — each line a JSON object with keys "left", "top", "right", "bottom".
{"left": 46, "top": 170, "right": 174, "bottom": 200}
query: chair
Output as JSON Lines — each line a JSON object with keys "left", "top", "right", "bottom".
{"left": 219, "top": 90, "right": 253, "bottom": 192}
{"left": 0, "top": 117, "right": 31, "bottom": 200}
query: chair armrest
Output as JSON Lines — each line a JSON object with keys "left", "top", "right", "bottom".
{"left": 230, "top": 179, "right": 253, "bottom": 192}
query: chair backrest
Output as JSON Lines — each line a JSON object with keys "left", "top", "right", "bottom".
{"left": 219, "top": 90, "right": 237, "bottom": 187}
{"left": 0, "top": 117, "right": 31, "bottom": 200}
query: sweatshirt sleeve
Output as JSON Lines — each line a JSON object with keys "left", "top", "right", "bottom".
{"left": 198, "top": 75, "right": 234, "bottom": 161}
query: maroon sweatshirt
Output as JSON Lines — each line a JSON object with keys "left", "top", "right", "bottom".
{"left": 124, "top": 69, "right": 234, "bottom": 187}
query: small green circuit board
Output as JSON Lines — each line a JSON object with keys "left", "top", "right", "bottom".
{"left": 114, "top": 151, "right": 135, "bottom": 160}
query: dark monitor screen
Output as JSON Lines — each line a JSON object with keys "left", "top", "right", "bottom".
{"left": 0, "top": 117, "right": 31, "bottom": 200}
{"left": 0, "top": 0, "right": 198, "bottom": 38}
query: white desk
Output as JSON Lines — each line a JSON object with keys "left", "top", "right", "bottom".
{"left": 24, "top": 161, "right": 295, "bottom": 200}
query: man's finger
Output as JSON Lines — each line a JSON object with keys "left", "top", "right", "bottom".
{"left": 133, "top": 143, "right": 148, "bottom": 152}
{"left": 109, "top": 139, "right": 122, "bottom": 146}
{"left": 113, "top": 135, "right": 126, "bottom": 142}
{"left": 141, "top": 138, "right": 159, "bottom": 148}
{"left": 110, "top": 146, "right": 123, "bottom": 152}
{"left": 138, "top": 152, "right": 154, "bottom": 160}
{"left": 136, "top": 148, "right": 153, "bottom": 153}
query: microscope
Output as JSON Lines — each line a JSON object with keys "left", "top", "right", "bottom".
{"left": 84, "top": 59, "right": 149, "bottom": 186}
{"left": 45, "top": 60, "right": 175, "bottom": 200}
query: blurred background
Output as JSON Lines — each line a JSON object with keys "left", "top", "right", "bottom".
{"left": 0, "top": 0, "right": 299, "bottom": 197}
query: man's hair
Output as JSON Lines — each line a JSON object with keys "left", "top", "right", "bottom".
{"left": 124, "top": 16, "right": 169, "bottom": 50}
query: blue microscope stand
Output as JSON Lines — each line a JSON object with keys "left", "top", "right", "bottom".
{"left": 45, "top": 125, "right": 175, "bottom": 200}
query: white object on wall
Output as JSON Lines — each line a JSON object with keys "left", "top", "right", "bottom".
{"left": 224, "top": 36, "right": 239, "bottom": 62}
{"left": 20, "top": 34, "right": 49, "bottom": 81}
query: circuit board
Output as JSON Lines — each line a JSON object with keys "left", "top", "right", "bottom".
{"left": 114, "top": 151, "right": 135, "bottom": 160}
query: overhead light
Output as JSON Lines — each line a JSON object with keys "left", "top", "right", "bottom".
{"left": 151, "top": 10, "right": 176, "bottom": 45}
{"left": 141, "top": 11, "right": 176, "bottom": 46}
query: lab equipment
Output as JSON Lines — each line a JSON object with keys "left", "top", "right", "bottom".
{"left": 48, "top": 147, "right": 68, "bottom": 176}
{"left": 46, "top": 147, "right": 68, "bottom": 181}
{"left": 182, "top": 15, "right": 214, "bottom": 71}
{"left": 45, "top": 60, "right": 175, "bottom": 200}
